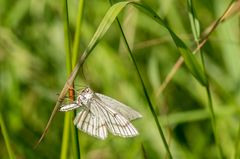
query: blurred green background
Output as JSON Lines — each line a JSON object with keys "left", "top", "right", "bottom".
{"left": 1, "top": 0, "right": 240, "bottom": 158}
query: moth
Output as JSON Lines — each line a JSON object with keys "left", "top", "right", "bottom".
{"left": 59, "top": 87, "right": 142, "bottom": 139}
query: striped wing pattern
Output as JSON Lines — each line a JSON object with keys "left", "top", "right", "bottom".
{"left": 96, "top": 93, "right": 142, "bottom": 121}
{"left": 73, "top": 108, "right": 107, "bottom": 139}
{"left": 73, "top": 94, "right": 140, "bottom": 139}
{"left": 92, "top": 98, "right": 139, "bottom": 137}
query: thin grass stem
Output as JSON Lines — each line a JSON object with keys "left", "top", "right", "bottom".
{"left": 70, "top": 1, "right": 85, "bottom": 158}
{"left": 0, "top": 115, "right": 16, "bottom": 159}
{"left": 234, "top": 123, "right": 240, "bottom": 159}
{"left": 60, "top": 0, "right": 74, "bottom": 158}
{"left": 187, "top": 0, "right": 225, "bottom": 158}
{"left": 72, "top": 0, "right": 85, "bottom": 66}
{"left": 108, "top": 1, "right": 173, "bottom": 158}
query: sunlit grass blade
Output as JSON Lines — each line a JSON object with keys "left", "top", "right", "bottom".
{"left": 72, "top": 0, "right": 85, "bottom": 66}
{"left": 0, "top": 115, "right": 16, "bottom": 159}
{"left": 60, "top": 113, "right": 71, "bottom": 159}
{"left": 70, "top": 0, "right": 85, "bottom": 158}
{"left": 60, "top": 0, "right": 73, "bottom": 158}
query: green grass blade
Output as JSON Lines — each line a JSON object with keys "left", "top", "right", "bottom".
{"left": 141, "top": 144, "right": 149, "bottom": 159}
{"left": 60, "top": 0, "right": 72, "bottom": 158}
{"left": 60, "top": 113, "right": 71, "bottom": 159}
{"left": 70, "top": 0, "right": 85, "bottom": 158}
{"left": 108, "top": 3, "right": 173, "bottom": 159}
{"left": 62, "top": 0, "right": 72, "bottom": 74}
{"left": 131, "top": 2, "right": 207, "bottom": 86}
{"left": 187, "top": 0, "right": 200, "bottom": 42}
{"left": 71, "top": 111, "right": 80, "bottom": 159}
{"left": 234, "top": 123, "right": 240, "bottom": 159}
{"left": 83, "top": 2, "right": 128, "bottom": 55}
{"left": 187, "top": 1, "right": 224, "bottom": 158}
{"left": 72, "top": 0, "right": 85, "bottom": 66}
{"left": 117, "top": 20, "right": 173, "bottom": 159}
{"left": 0, "top": 115, "right": 16, "bottom": 159}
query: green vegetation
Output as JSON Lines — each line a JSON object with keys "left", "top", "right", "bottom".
{"left": 1, "top": 0, "right": 240, "bottom": 158}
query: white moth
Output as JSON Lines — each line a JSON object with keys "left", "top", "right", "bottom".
{"left": 59, "top": 87, "right": 142, "bottom": 139}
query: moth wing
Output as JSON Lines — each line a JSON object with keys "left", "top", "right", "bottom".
{"left": 59, "top": 96, "right": 80, "bottom": 112}
{"left": 73, "top": 107, "right": 108, "bottom": 140}
{"left": 95, "top": 93, "right": 142, "bottom": 120}
{"left": 59, "top": 103, "right": 80, "bottom": 112}
{"left": 91, "top": 99, "right": 139, "bottom": 138}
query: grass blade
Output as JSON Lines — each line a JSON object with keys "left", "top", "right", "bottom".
{"left": 0, "top": 115, "right": 16, "bottom": 159}
{"left": 117, "top": 19, "right": 174, "bottom": 159}
{"left": 70, "top": 0, "right": 85, "bottom": 158}
{"left": 72, "top": 0, "right": 85, "bottom": 66}
{"left": 60, "top": 0, "right": 72, "bottom": 158}
{"left": 187, "top": 0, "right": 225, "bottom": 158}
{"left": 234, "top": 123, "right": 240, "bottom": 159}
{"left": 60, "top": 113, "right": 71, "bottom": 159}
{"left": 187, "top": 0, "right": 200, "bottom": 42}
{"left": 156, "top": 0, "right": 240, "bottom": 96}
{"left": 108, "top": 2, "right": 173, "bottom": 158}
{"left": 132, "top": 2, "right": 207, "bottom": 86}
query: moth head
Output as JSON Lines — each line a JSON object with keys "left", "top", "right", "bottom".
{"left": 77, "top": 87, "right": 94, "bottom": 105}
